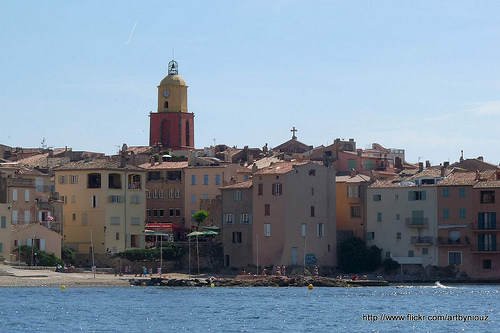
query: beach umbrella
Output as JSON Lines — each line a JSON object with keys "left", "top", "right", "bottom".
{"left": 186, "top": 231, "right": 203, "bottom": 275}
{"left": 202, "top": 231, "right": 218, "bottom": 236}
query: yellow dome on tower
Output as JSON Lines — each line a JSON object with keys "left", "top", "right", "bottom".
{"left": 159, "top": 74, "right": 186, "bottom": 86}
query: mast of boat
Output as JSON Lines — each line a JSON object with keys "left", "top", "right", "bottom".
{"left": 256, "top": 234, "right": 259, "bottom": 275}
{"left": 90, "top": 229, "right": 95, "bottom": 279}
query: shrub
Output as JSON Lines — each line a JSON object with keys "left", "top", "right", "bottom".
{"left": 383, "top": 258, "right": 400, "bottom": 272}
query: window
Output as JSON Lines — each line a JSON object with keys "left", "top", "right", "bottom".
{"left": 169, "top": 209, "right": 175, "bottom": 217}
{"left": 175, "top": 189, "right": 180, "bottom": 198}
{"left": 377, "top": 212, "right": 382, "bottom": 222}
{"left": 146, "top": 209, "right": 151, "bottom": 217}
{"left": 72, "top": 213, "right": 76, "bottom": 221}
{"left": 422, "top": 248, "right": 429, "bottom": 255}
{"left": 159, "top": 190, "right": 164, "bottom": 198}
{"left": 309, "top": 169, "right": 316, "bottom": 176}
{"left": 483, "top": 259, "right": 492, "bottom": 269}
{"left": 225, "top": 214, "right": 234, "bottom": 225}
{"left": 175, "top": 208, "right": 181, "bottom": 217}
{"left": 203, "top": 193, "right": 209, "bottom": 199}
{"left": 91, "top": 195, "right": 98, "bottom": 208}
{"left": 347, "top": 160, "right": 357, "bottom": 169}
{"left": 301, "top": 224, "right": 306, "bottom": 237}
{"left": 317, "top": 223, "right": 324, "bottom": 237}
{"left": 1, "top": 216, "right": 6, "bottom": 228}
{"left": 478, "top": 212, "right": 497, "bottom": 229}
{"left": 273, "top": 183, "right": 282, "bottom": 195}
{"left": 108, "top": 173, "right": 121, "bottom": 189}
{"left": 166, "top": 171, "right": 181, "bottom": 181}
{"left": 59, "top": 175, "right": 67, "bottom": 184}
{"left": 12, "top": 210, "right": 18, "bottom": 224}
{"left": 396, "top": 232, "right": 401, "bottom": 239}
{"left": 264, "top": 223, "right": 271, "bottom": 237}
{"left": 152, "top": 210, "right": 158, "bottom": 217}
{"left": 408, "top": 250, "right": 414, "bottom": 257}
{"left": 347, "top": 186, "right": 358, "bottom": 198}
{"left": 109, "top": 195, "right": 124, "bottom": 203}
{"left": 203, "top": 175, "right": 209, "bottom": 185}
{"left": 159, "top": 210, "right": 164, "bottom": 217}
{"left": 449, "top": 252, "right": 462, "bottom": 265}
{"left": 366, "top": 232, "right": 375, "bottom": 240}
{"left": 241, "top": 213, "right": 251, "bottom": 224}
{"left": 168, "top": 189, "right": 174, "bottom": 198}
{"left": 131, "top": 217, "right": 140, "bottom": 226}
{"left": 87, "top": 173, "right": 101, "bottom": 188}
{"left": 396, "top": 214, "right": 400, "bottom": 220}
{"left": 442, "top": 188, "right": 449, "bottom": 197}
{"left": 191, "top": 175, "right": 196, "bottom": 185}
{"left": 25, "top": 189, "right": 29, "bottom": 202}
{"left": 310, "top": 206, "right": 315, "bottom": 217}
{"left": 258, "top": 184, "right": 263, "bottom": 195}
{"left": 478, "top": 234, "right": 497, "bottom": 251}
{"left": 191, "top": 194, "right": 196, "bottom": 204}
{"left": 364, "top": 160, "right": 374, "bottom": 171}
{"left": 459, "top": 208, "right": 466, "bottom": 219}
{"left": 147, "top": 171, "right": 162, "bottom": 182}
{"left": 71, "top": 195, "right": 76, "bottom": 203}
{"left": 311, "top": 188, "right": 314, "bottom": 196}
{"left": 264, "top": 204, "right": 270, "bottom": 216}
{"left": 12, "top": 189, "right": 17, "bottom": 202}
{"left": 409, "top": 191, "right": 426, "bottom": 201}
{"left": 350, "top": 206, "right": 361, "bottom": 218}
{"left": 232, "top": 232, "right": 242, "bottom": 243}
{"left": 373, "top": 194, "right": 381, "bottom": 201}
{"left": 244, "top": 175, "right": 249, "bottom": 181}
{"left": 215, "top": 174, "right": 221, "bottom": 185}
{"left": 110, "top": 217, "right": 120, "bottom": 225}
{"left": 459, "top": 188, "right": 466, "bottom": 197}
{"left": 153, "top": 190, "right": 158, "bottom": 198}
{"left": 395, "top": 195, "right": 399, "bottom": 201}
{"left": 131, "top": 195, "right": 140, "bottom": 204}
{"left": 443, "top": 209, "right": 450, "bottom": 219}
{"left": 116, "top": 233, "right": 120, "bottom": 240}
{"left": 480, "top": 191, "right": 495, "bottom": 204}
{"left": 233, "top": 191, "right": 242, "bottom": 201}
{"left": 147, "top": 190, "right": 152, "bottom": 199}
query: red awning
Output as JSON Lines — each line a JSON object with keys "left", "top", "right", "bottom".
{"left": 145, "top": 223, "right": 189, "bottom": 233}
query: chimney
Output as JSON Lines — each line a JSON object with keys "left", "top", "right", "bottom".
{"left": 252, "top": 163, "right": 258, "bottom": 174}
{"left": 440, "top": 166, "right": 445, "bottom": 178}
{"left": 150, "top": 156, "right": 154, "bottom": 166}
{"left": 248, "top": 154, "right": 254, "bottom": 165}
{"left": 460, "top": 150, "right": 464, "bottom": 162}
{"left": 475, "top": 170, "right": 480, "bottom": 181}
{"left": 418, "top": 162, "right": 423, "bottom": 172}
{"left": 443, "top": 161, "right": 449, "bottom": 168}
{"left": 350, "top": 168, "right": 356, "bottom": 177}
{"left": 120, "top": 153, "right": 127, "bottom": 168}
{"left": 425, "top": 160, "right": 430, "bottom": 168}
{"left": 356, "top": 149, "right": 362, "bottom": 157}
{"left": 477, "top": 156, "right": 484, "bottom": 161}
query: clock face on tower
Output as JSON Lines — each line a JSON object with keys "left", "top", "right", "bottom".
{"left": 163, "top": 89, "right": 170, "bottom": 98}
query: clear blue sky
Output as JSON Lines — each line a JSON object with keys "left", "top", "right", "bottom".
{"left": 2, "top": 1, "right": 500, "bottom": 165}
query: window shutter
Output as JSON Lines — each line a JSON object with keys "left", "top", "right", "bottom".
{"left": 233, "top": 191, "right": 236, "bottom": 200}
{"left": 358, "top": 185, "right": 363, "bottom": 198}
{"left": 478, "top": 234, "right": 484, "bottom": 251}
{"left": 322, "top": 223, "right": 325, "bottom": 236}
{"left": 126, "top": 234, "right": 131, "bottom": 248}
{"left": 366, "top": 232, "right": 372, "bottom": 240}
{"left": 422, "top": 191, "right": 426, "bottom": 201}
{"left": 239, "top": 214, "right": 243, "bottom": 224}
{"left": 140, "top": 234, "right": 145, "bottom": 248}
{"left": 249, "top": 214, "right": 253, "bottom": 224}
{"left": 408, "top": 192, "right": 414, "bottom": 201}
{"left": 27, "top": 238, "right": 32, "bottom": 246}
{"left": 271, "top": 184, "right": 275, "bottom": 195}
{"left": 120, "top": 195, "right": 126, "bottom": 203}
{"left": 492, "top": 212, "right": 497, "bottom": 229}
{"left": 1, "top": 216, "right": 6, "bottom": 228}
{"left": 478, "top": 213, "right": 484, "bottom": 230}
{"left": 232, "top": 214, "right": 236, "bottom": 224}
{"left": 40, "top": 239, "right": 45, "bottom": 251}
{"left": 316, "top": 224, "right": 320, "bottom": 237}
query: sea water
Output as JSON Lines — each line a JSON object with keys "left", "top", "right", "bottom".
{"left": 0, "top": 284, "right": 498, "bottom": 332}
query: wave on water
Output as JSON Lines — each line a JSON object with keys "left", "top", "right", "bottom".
{"left": 434, "top": 281, "right": 455, "bottom": 289}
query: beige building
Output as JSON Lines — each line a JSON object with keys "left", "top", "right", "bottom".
{"left": 253, "top": 161, "right": 337, "bottom": 269}
{"left": 54, "top": 158, "right": 147, "bottom": 254}
{"left": 367, "top": 181, "right": 438, "bottom": 267}
{"left": 184, "top": 164, "right": 238, "bottom": 229}
{"left": 11, "top": 222, "right": 63, "bottom": 260}
{"left": 0, "top": 204, "right": 11, "bottom": 260}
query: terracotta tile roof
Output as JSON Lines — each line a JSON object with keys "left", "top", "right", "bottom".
{"left": 139, "top": 161, "right": 188, "bottom": 170}
{"left": 473, "top": 180, "right": 500, "bottom": 189}
{"left": 17, "top": 153, "right": 70, "bottom": 170}
{"left": 126, "top": 146, "right": 153, "bottom": 155}
{"left": 368, "top": 180, "right": 433, "bottom": 188}
{"left": 0, "top": 163, "right": 47, "bottom": 176}
{"left": 410, "top": 168, "right": 448, "bottom": 180}
{"left": 254, "top": 161, "right": 309, "bottom": 175}
{"left": 247, "top": 156, "right": 281, "bottom": 170}
{"left": 11, "top": 222, "right": 63, "bottom": 237}
{"left": 237, "top": 167, "right": 252, "bottom": 173}
{"left": 220, "top": 180, "right": 253, "bottom": 189}
{"left": 53, "top": 158, "right": 145, "bottom": 172}
{"left": 438, "top": 171, "right": 479, "bottom": 186}
{"left": 336, "top": 174, "right": 371, "bottom": 183}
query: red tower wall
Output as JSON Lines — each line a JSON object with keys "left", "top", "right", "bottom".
{"left": 150, "top": 112, "right": 194, "bottom": 150}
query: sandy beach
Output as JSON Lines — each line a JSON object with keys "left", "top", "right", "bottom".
{"left": 0, "top": 264, "right": 193, "bottom": 287}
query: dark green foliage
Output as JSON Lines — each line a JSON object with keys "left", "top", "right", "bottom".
{"left": 383, "top": 258, "right": 400, "bottom": 272}
{"left": 16, "top": 245, "right": 64, "bottom": 266}
{"left": 191, "top": 210, "right": 209, "bottom": 230}
{"left": 114, "top": 243, "right": 184, "bottom": 261}
{"left": 61, "top": 245, "right": 76, "bottom": 263}
{"left": 338, "top": 237, "right": 382, "bottom": 272}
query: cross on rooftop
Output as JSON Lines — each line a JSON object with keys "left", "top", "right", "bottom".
{"left": 291, "top": 127, "right": 298, "bottom": 140}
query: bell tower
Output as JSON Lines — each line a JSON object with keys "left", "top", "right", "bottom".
{"left": 149, "top": 60, "right": 194, "bottom": 150}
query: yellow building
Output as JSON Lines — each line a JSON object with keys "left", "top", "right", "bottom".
{"left": 54, "top": 158, "right": 146, "bottom": 254}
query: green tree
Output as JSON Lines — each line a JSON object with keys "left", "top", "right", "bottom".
{"left": 61, "top": 245, "right": 76, "bottom": 264}
{"left": 338, "top": 237, "right": 382, "bottom": 272}
{"left": 191, "top": 210, "right": 209, "bottom": 231}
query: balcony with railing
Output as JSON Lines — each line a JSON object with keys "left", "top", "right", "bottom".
{"left": 470, "top": 243, "right": 500, "bottom": 253}
{"left": 405, "top": 218, "right": 429, "bottom": 228}
{"left": 469, "top": 222, "right": 499, "bottom": 232}
{"left": 410, "top": 236, "right": 433, "bottom": 245}
{"left": 6, "top": 178, "right": 35, "bottom": 188}
{"left": 436, "top": 236, "right": 470, "bottom": 246}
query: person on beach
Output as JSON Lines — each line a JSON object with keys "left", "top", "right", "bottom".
{"left": 281, "top": 265, "right": 286, "bottom": 277}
